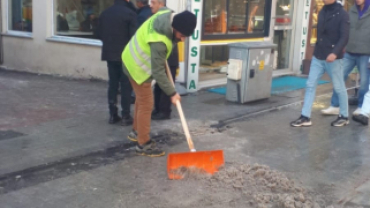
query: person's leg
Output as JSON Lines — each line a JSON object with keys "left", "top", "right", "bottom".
{"left": 291, "top": 57, "right": 325, "bottom": 127}
{"left": 356, "top": 55, "right": 370, "bottom": 108}
{"left": 128, "top": 79, "right": 139, "bottom": 142}
{"left": 131, "top": 81, "right": 153, "bottom": 145}
{"left": 153, "top": 83, "right": 161, "bottom": 114}
{"left": 127, "top": 79, "right": 139, "bottom": 141}
{"left": 130, "top": 80, "right": 165, "bottom": 156}
{"left": 361, "top": 80, "right": 370, "bottom": 117}
{"left": 326, "top": 59, "right": 349, "bottom": 127}
{"left": 301, "top": 57, "right": 326, "bottom": 118}
{"left": 353, "top": 81, "right": 370, "bottom": 125}
{"left": 154, "top": 66, "right": 177, "bottom": 119}
{"left": 118, "top": 62, "right": 133, "bottom": 125}
{"left": 107, "top": 61, "right": 121, "bottom": 123}
{"left": 330, "top": 53, "right": 356, "bottom": 107}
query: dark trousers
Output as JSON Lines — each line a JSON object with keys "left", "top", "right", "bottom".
{"left": 154, "top": 66, "right": 177, "bottom": 115}
{"left": 107, "top": 61, "right": 132, "bottom": 117}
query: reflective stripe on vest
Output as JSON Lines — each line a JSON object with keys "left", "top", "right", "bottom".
{"left": 122, "top": 10, "right": 173, "bottom": 85}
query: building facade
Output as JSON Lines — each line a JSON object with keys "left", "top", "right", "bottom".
{"left": 0, "top": 0, "right": 349, "bottom": 92}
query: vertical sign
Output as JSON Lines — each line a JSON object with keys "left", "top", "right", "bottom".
{"left": 186, "top": 0, "right": 203, "bottom": 92}
{"left": 299, "top": 0, "right": 311, "bottom": 70}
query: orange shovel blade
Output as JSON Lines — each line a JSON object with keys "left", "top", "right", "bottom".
{"left": 167, "top": 150, "right": 224, "bottom": 180}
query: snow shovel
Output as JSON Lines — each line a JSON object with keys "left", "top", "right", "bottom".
{"left": 164, "top": 62, "right": 224, "bottom": 180}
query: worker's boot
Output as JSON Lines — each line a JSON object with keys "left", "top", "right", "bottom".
{"left": 127, "top": 130, "right": 138, "bottom": 142}
{"left": 136, "top": 140, "right": 165, "bottom": 157}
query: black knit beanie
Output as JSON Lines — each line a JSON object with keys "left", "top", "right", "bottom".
{"left": 172, "top": 11, "right": 197, "bottom": 37}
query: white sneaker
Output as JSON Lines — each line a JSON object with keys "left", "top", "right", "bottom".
{"left": 321, "top": 106, "right": 340, "bottom": 115}
{"left": 353, "top": 108, "right": 362, "bottom": 116}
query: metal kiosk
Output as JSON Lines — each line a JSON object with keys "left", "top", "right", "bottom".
{"left": 226, "top": 42, "right": 277, "bottom": 104}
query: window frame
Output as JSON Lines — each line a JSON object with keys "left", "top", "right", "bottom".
{"left": 201, "top": 0, "right": 272, "bottom": 41}
{"left": 49, "top": 0, "right": 102, "bottom": 46}
{"left": 5, "top": 0, "right": 33, "bottom": 37}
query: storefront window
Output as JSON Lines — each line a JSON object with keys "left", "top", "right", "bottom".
{"left": 204, "top": 0, "right": 227, "bottom": 35}
{"left": 8, "top": 0, "right": 33, "bottom": 32}
{"left": 54, "top": 0, "right": 115, "bottom": 39}
{"left": 203, "top": 0, "right": 271, "bottom": 40}
{"left": 228, "top": 0, "right": 246, "bottom": 34}
{"left": 310, "top": 0, "right": 324, "bottom": 45}
{"left": 200, "top": 45, "right": 229, "bottom": 82}
{"left": 273, "top": 30, "right": 292, "bottom": 69}
{"left": 273, "top": 0, "right": 294, "bottom": 70}
{"left": 275, "top": 0, "right": 294, "bottom": 26}
{"left": 248, "top": 0, "right": 266, "bottom": 33}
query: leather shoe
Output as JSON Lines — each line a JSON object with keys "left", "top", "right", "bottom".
{"left": 353, "top": 114, "right": 368, "bottom": 126}
{"left": 152, "top": 112, "right": 170, "bottom": 120}
{"left": 121, "top": 115, "right": 133, "bottom": 126}
{"left": 152, "top": 109, "right": 160, "bottom": 116}
{"left": 109, "top": 114, "right": 122, "bottom": 124}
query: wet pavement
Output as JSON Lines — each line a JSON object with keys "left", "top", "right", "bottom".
{"left": 0, "top": 69, "right": 369, "bottom": 207}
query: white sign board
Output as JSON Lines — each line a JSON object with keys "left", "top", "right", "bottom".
{"left": 186, "top": 0, "right": 203, "bottom": 92}
{"left": 299, "top": 0, "right": 311, "bottom": 70}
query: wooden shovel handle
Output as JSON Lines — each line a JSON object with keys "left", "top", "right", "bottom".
{"left": 165, "top": 62, "right": 196, "bottom": 152}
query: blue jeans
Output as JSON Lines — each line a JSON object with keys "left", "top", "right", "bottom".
{"left": 361, "top": 82, "right": 370, "bottom": 117}
{"left": 302, "top": 57, "right": 348, "bottom": 118}
{"left": 331, "top": 53, "right": 370, "bottom": 108}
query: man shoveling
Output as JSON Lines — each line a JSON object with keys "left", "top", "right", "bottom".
{"left": 122, "top": 10, "right": 196, "bottom": 157}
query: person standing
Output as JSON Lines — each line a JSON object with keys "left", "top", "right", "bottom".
{"left": 321, "top": 0, "right": 370, "bottom": 117}
{"left": 136, "top": 0, "right": 152, "bottom": 27}
{"left": 122, "top": 10, "right": 196, "bottom": 157}
{"left": 150, "top": 0, "right": 180, "bottom": 120}
{"left": 291, "top": 0, "right": 350, "bottom": 127}
{"left": 96, "top": 0, "right": 137, "bottom": 125}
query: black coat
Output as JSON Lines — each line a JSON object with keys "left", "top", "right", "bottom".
{"left": 168, "top": 43, "right": 179, "bottom": 68}
{"left": 137, "top": 5, "right": 152, "bottom": 28}
{"left": 96, "top": 0, "right": 137, "bottom": 61}
{"left": 313, "top": 2, "right": 349, "bottom": 60}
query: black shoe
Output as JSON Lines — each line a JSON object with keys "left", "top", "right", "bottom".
{"left": 152, "top": 112, "right": 171, "bottom": 120}
{"left": 290, "top": 115, "right": 312, "bottom": 127}
{"left": 152, "top": 109, "right": 160, "bottom": 116}
{"left": 136, "top": 140, "right": 165, "bottom": 157}
{"left": 121, "top": 115, "right": 133, "bottom": 126}
{"left": 109, "top": 114, "right": 122, "bottom": 124}
{"left": 331, "top": 115, "right": 349, "bottom": 127}
{"left": 352, "top": 114, "right": 369, "bottom": 126}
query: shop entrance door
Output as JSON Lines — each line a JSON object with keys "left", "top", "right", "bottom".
{"left": 273, "top": 0, "right": 296, "bottom": 72}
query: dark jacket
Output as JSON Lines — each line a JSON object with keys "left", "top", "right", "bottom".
{"left": 346, "top": 5, "right": 370, "bottom": 55}
{"left": 168, "top": 43, "right": 179, "bottom": 68}
{"left": 96, "top": 0, "right": 137, "bottom": 61}
{"left": 313, "top": 2, "right": 349, "bottom": 60}
{"left": 137, "top": 5, "right": 152, "bottom": 28}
